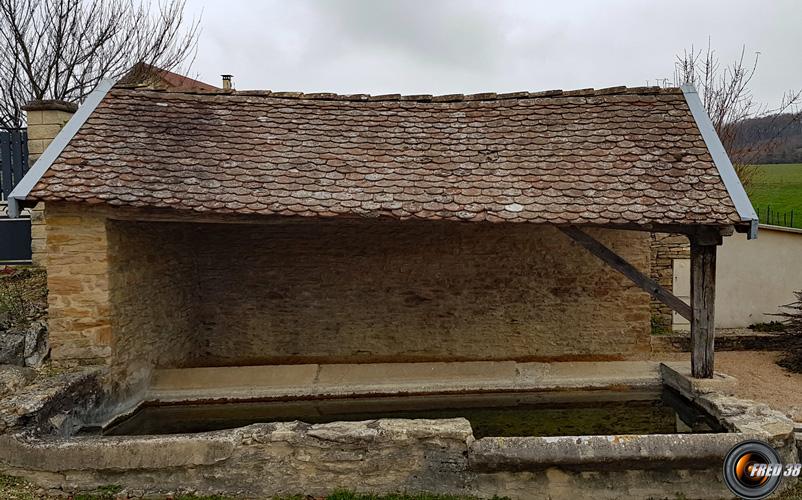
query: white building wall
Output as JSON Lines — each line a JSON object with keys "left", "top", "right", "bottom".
{"left": 673, "top": 225, "right": 802, "bottom": 329}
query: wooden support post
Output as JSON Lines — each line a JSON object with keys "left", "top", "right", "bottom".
{"left": 690, "top": 240, "right": 717, "bottom": 378}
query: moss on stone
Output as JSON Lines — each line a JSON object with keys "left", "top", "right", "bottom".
{"left": 650, "top": 315, "right": 672, "bottom": 336}
{"left": 0, "top": 476, "right": 502, "bottom": 500}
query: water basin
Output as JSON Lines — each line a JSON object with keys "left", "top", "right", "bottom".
{"left": 95, "top": 387, "right": 724, "bottom": 438}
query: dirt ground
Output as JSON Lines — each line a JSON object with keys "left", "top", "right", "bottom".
{"left": 653, "top": 350, "right": 802, "bottom": 422}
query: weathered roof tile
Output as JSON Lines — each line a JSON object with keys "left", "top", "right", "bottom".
{"left": 28, "top": 85, "right": 742, "bottom": 226}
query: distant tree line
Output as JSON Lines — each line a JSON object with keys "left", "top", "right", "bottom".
{"left": 729, "top": 113, "right": 802, "bottom": 164}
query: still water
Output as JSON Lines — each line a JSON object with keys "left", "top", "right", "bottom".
{"left": 96, "top": 388, "right": 724, "bottom": 438}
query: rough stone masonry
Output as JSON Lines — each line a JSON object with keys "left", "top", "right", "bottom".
{"left": 41, "top": 202, "right": 651, "bottom": 387}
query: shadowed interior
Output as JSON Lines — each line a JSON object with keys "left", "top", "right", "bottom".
{"left": 106, "top": 218, "right": 651, "bottom": 373}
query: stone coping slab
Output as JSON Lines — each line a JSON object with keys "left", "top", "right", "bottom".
{"left": 659, "top": 362, "right": 738, "bottom": 396}
{"left": 470, "top": 433, "right": 754, "bottom": 471}
{"left": 148, "top": 360, "right": 663, "bottom": 403}
{"left": 661, "top": 363, "right": 795, "bottom": 447}
{"left": 0, "top": 416, "right": 793, "bottom": 476}
{"left": 0, "top": 419, "right": 475, "bottom": 497}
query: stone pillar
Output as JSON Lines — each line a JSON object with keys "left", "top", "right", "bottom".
{"left": 22, "top": 100, "right": 78, "bottom": 265}
{"left": 44, "top": 203, "right": 112, "bottom": 365}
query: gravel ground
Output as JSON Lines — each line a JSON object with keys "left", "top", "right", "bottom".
{"left": 653, "top": 350, "right": 802, "bottom": 422}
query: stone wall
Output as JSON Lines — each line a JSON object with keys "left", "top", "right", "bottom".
{"left": 43, "top": 202, "right": 652, "bottom": 373}
{"left": 0, "top": 419, "right": 734, "bottom": 499}
{"left": 649, "top": 233, "right": 689, "bottom": 330}
{"left": 106, "top": 220, "right": 200, "bottom": 383}
{"left": 190, "top": 221, "right": 651, "bottom": 365}
{"left": 44, "top": 203, "right": 111, "bottom": 365}
{"left": 1, "top": 413, "right": 796, "bottom": 500}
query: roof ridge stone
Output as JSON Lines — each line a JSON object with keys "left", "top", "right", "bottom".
{"left": 114, "top": 85, "right": 684, "bottom": 103}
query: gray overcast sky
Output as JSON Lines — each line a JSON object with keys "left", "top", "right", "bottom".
{"left": 182, "top": 0, "right": 801, "bottom": 107}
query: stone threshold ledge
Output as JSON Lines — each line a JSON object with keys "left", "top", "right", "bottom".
{"left": 471, "top": 433, "right": 753, "bottom": 472}
{"left": 148, "top": 360, "right": 663, "bottom": 403}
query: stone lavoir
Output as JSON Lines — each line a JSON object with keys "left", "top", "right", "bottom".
{"left": 1, "top": 80, "right": 788, "bottom": 499}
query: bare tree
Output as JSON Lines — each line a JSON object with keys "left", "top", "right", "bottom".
{"left": 674, "top": 42, "right": 802, "bottom": 192}
{"left": 0, "top": 0, "right": 199, "bottom": 128}
{"left": 776, "top": 290, "right": 802, "bottom": 373}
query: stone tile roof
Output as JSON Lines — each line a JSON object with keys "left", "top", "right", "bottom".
{"left": 120, "top": 63, "right": 219, "bottom": 91}
{"left": 28, "top": 85, "right": 744, "bottom": 227}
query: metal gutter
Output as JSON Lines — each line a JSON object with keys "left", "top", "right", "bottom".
{"left": 7, "top": 79, "right": 115, "bottom": 218}
{"left": 681, "top": 84, "right": 759, "bottom": 239}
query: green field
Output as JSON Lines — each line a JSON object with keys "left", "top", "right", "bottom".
{"left": 748, "top": 163, "right": 802, "bottom": 228}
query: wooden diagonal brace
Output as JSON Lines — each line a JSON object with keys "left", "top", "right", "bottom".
{"left": 558, "top": 226, "right": 692, "bottom": 321}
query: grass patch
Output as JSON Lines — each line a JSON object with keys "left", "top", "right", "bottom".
{"left": 750, "top": 163, "right": 802, "bottom": 228}
{"left": 301, "top": 492, "right": 503, "bottom": 500}
{"left": 0, "top": 477, "right": 503, "bottom": 500}
{"left": 73, "top": 485, "right": 123, "bottom": 500}
{"left": 173, "top": 495, "right": 237, "bottom": 500}
{"left": 0, "top": 474, "right": 38, "bottom": 500}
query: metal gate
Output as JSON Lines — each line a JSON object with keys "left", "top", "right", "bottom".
{"left": 0, "top": 128, "right": 31, "bottom": 264}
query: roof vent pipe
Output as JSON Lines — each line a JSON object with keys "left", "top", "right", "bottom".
{"left": 221, "top": 74, "right": 233, "bottom": 90}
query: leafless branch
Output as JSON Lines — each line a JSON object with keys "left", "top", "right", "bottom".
{"left": 674, "top": 40, "right": 802, "bottom": 192}
{"left": 0, "top": 0, "right": 199, "bottom": 128}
